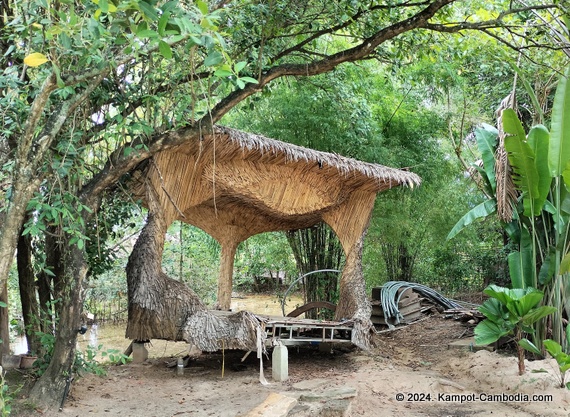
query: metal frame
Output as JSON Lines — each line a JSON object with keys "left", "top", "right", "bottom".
{"left": 280, "top": 269, "right": 341, "bottom": 316}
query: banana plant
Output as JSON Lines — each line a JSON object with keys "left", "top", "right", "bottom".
{"left": 501, "top": 66, "right": 570, "bottom": 346}
{"left": 475, "top": 285, "right": 556, "bottom": 375}
{"left": 450, "top": 67, "right": 570, "bottom": 348}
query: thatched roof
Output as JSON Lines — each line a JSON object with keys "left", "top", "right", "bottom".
{"left": 127, "top": 125, "right": 421, "bottom": 341}
{"left": 134, "top": 125, "right": 421, "bottom": 244}
{"left": 208, "top": 126, "right": 420, "bottom": 189}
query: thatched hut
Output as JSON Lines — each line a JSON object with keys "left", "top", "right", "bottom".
{"left": 126, "top": 126, "right": 420, "bottom": 350}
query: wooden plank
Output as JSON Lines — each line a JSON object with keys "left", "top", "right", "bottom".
{"left": 371, "top": 299, "right": 422, "bottom": 317}
{"left": 286, "top": 301, "right": 337, "bottom": 318}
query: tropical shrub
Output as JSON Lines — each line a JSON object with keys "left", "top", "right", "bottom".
{"left": 475, "top": 285, "right": 556, "bottom": 375}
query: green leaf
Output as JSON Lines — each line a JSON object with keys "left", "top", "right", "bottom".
{"left": 99, "top": 0, "right": 108, "bottom": 13}
{"left": 0, "top": 301, "right": 7, "bottom": 308}
{"left": 483, "top": 284, "right": 513, "bottom": 306}
{"left": 544, "top": 339, "right": 563, "bottom": 357}
{"left": 508, "top": 61, "right": 545, "bottom": 124}
{"left": 521, "top": 305, "right": 556, "bottom": 326}
{"left": 234, "top": 61, "right": 247, "bottom": 73}
{"left": 447, "top": 199, "right": 496, "bottom": 240}
{"left": 158, "top": 40, "right": 172, "bottom": 59}
{"left": 478, "top": 298, "right": 506, "bottom": 323}
{"left": 549, "top": 66, "right": 570, "bottom": 177}
{"left": 240, "top": 76, "right": 259, "bottom": 84}
{"left": 203, "top": 51, "right": 222, "bottom": 67}
{"left": 527, "top": 125, "right": 551, "bottom": 211}
{"left": 474, "top": 319, "right": 511, "bottom": 346}
{"left": 507, "top": 226, "right": 534, "bottom": 289}
{"left": 538, "top": 249, "right": 555, "bottom": 285}
{"left": 137, "top": 29, "right": 158, "bottom": 39}
{"left": 561, "top": 251, "right": 570, "bottom": 275}
{"left": 158, "top": 11, "right": 170, "bottom": 36}
{"left": 503, "top": 109, "right": 539, "bottom": 216}
{"left": 213, "top": 69, "right": 232, "bottom": 77}
{"left": 139, "top": 1, "right": 159, "bottom": 21}
{"left": 196, "top": 0, "right": 208, "bottom": 15}
{"left": 510, "top": 288, "right": 544, "bottom": 316}
{"left": 190, "top": 36, "right": 203, "bottom": 46}
{"left": 519, "top": 338, "right": 541, "bottom": 355}
{"left": 475, "top": 124, "right": 498, "bottom": 193}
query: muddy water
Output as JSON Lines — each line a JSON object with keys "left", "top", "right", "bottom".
{"left": 12, "top": 293, "right": 303, "bottom": 358}
{"left": 231, "top": 292, "right": 303, "bottom": 316}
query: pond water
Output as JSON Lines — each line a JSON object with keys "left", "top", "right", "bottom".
{"left": 11, "top": 293, "right": 303, "bottom": 358}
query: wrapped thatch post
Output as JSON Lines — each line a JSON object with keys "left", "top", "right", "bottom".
{"left": 324, "top": 190, "right": 376, "bottom": 348}
{"left": 126, "top": 181, "right": 207, "bottom": 342}
{"left": 127, "top": 126, "right": 420, "bottom": 350}
{"left": 126, "top": 179, "right": 262, "bottom": 351}
{"left": 217, "top": 239, "right": 239, "bottom": 310}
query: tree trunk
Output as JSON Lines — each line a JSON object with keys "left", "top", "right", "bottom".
{"left": 0, "top": 281, "right": 9, "bottom": 363}
{"left": 17, "top": 230, "right": 41, "bottom": 355}
{"left": 37, "top": 270, "right": 52, "bottom": 334}
{"left": 28, "top": 240, "right": 88, "bottom": 410}
{"left": 516, "top": 327, "right": 525, "bottom": 376}
{"left": 0, "top": 176, "right": 42, "bottom": 291}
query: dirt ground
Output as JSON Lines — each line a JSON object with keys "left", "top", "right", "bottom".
{"left": 9, "top": 313, "right": 570, "bottom": 417}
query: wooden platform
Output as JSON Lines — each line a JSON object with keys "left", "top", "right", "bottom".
{"left": 211, "top": 311, "right": 354, "bottom": 347}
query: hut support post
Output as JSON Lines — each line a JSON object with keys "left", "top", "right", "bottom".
{"left": 323, "top": 191, "right": 376, "bottom": 323}
{"left": 217, "top": 241, "right": 238, "bottom": 310}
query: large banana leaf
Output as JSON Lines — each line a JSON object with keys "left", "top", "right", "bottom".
{"left": 549, "top": 66, "right": 570, "bottom": 177}
{"left": 475, "top": 124, "right": 498, "bottom": 193}
{"left": 539, "top": 247, "right": 556, "bottom": 286}
{"left": 446, "top": 199, "right": 496, "bottom": 240}
{"left": 507, "top": 225, "right": 534, "bottom": 289}
{"left": 503, "top": 109, "right": 540, "bottom": 216}
{"left": 527, "top": 125, "right": 551, "bottom": 214}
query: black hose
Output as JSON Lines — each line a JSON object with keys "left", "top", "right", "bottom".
{"left": 378, "top": 281, "right": 462, "bottom": 325}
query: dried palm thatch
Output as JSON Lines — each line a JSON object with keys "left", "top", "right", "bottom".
{"left": 127, "top": 125, "right": 420, "bottom": 350}
{"left": 495, "top": 93, "right": 518, "bottom": 223}
{"left": 126, "top": 179, "right": 265, "bottom": 351}
{"left": 132, "top": 125, "right": 421, "bottom": 234}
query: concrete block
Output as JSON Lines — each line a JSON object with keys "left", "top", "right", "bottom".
{"left": 272, "top": 344, "right": 288, "bottom": 382}
{"left": 299, "top": 387, "right": 357, "bottom": 402}
{"left": 132, "top": 341, "right": 148, "bottom": 363}
{"left": 291, "top": 378, "right": 329, "bottom": 391}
